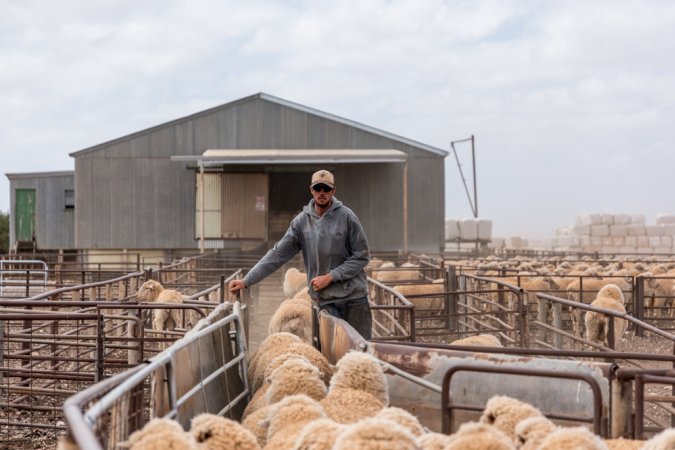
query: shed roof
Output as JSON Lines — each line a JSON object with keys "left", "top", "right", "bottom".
{"left": 70, "top": 93, "right": 447, "bottom": 157}
{"left": 5, "top": 171, "right": 74, "bottom": 180}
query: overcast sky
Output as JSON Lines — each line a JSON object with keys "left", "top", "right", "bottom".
{"left": 1, "top": 0, "right": 674, "bottom": 239}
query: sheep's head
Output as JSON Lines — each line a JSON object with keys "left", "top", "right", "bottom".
{"left": 265, "top": 356, "right": 327, "bottom": 405}
{"left": 514, "top": 416, "right": 556, "bottom": 449}
{"left": 374, "top": 407, "right": 425, "bottom": 437}
{"left": 330, "top": 351, "right": 389, "bottom": 405}
{"left": 480, "top": 395, "right": 543, "bottom": 440}
{"left": 136, "top": 280, "right": 164, "bottom": 301}
{"left": 263, "top": 394, "right": 325, "bottom": 439}
{"left": 128, "top": 418, "right": 193, "bottom": 450}
{"left": 333, "top": 417, "right": 418, "bottom": 450}
{"left": 538, "top": 426, "right": 606, "bottom": 449}
{"left": 190, "top": 413, "right": 259, "bottom": 450}
{"left": 445, "top": 422, "right": 514, "bottom": 450}
{"left": 597, "top": 283, "right": 625, "bottom": 304}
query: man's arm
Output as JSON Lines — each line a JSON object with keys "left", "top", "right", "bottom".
{"left": 328, "top": 213, "right": 370, "bottom": 282}
{"left": 242, "top": 224, "right": 302, "bottom": 288}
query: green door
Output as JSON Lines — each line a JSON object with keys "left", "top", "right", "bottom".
{"left": 15, "top": 189, "right": 36, "bottom": 242}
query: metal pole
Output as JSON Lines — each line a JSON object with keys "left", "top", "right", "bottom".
{"left": 471, "top": 135, "right": 478, "bottom": 218}
{"left": 403, "top": 162, "right": 409, "bottom": 255}
{"left": 199, "top": 160, "right": 205, "bottom": 254}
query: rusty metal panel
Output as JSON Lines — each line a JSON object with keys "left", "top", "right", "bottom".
{"left": 195, "top": 173, "right": 222, "bottom": 239}
{"left": 221, "top": 173, "right": 268, "bottom": 240}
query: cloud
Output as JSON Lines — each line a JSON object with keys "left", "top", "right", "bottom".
{"left": 1, "top": 0, "right": 674, "bottom": 238}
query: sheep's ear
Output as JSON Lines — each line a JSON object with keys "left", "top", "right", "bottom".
{"left": 196, "top": 429, "right": 213, "bottom": 443}
{"left": 258, "top": 418, "right": 270, "bottom": 429}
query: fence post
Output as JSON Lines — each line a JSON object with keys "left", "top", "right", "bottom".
{"left": 537, "top": 296, "right": 548, "bottom": 344}
{"left": 635, "top": 276, "right": 644, "bottom": 337}
{"left": 127, "top": 308, "right": 141, "bottom": 366}
{"left": 447, "top": 266, "right": 458, "bottom": 331}
{"left": 552, "top": 302, "right": 563, "bottom": 349}
{"left": 220, "top": 276, "right": 225, "bottom": 304}
{"left": 95, "top": 311, "right": 105, "bottom": 382}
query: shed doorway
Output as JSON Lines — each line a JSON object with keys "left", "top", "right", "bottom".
{"left": 268, "top": 171, "right": 314, "bottom": 241}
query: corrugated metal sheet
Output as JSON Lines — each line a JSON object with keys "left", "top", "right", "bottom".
{"left": 6, "top": 173, "right": 75, "bottom": 250}
{"left": 195, "top": 173, "right": 222, "bottom": 238}
{"left": 72, "top": 95, "right": 445, "bottom": 251}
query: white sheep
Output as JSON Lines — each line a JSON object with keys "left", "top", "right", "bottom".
{"left": 328, "top": 351, "right": 389, "bottom": 405}
{"left": 332, "top": 417, "right": 418, "bottom": 450}
{"left": 261, "top": 394, "right": 326, "bottom": 450}
{"left": 374, "top": 406, "right": 425, "bottom": 437}
{"left": 536, "top": 426, "right": 608, "bottom": 449}
{"left": 268, "top": 299, "right": 312, "bottom": 343}
{"left": 127, "top": 418, "right": 194, "bottom": 450}
{"left": 514, "top": 416, "right": 557, "bottom": 450}
{"left": 444, "top": 421, "right": 515, "bottom": 450}
{"left": 451, "top": 334, "right": 503, "bottom": 347}
{"left": 320, "top": 388, "right": 385, "bottom": 424}
{"left": 479, "top": 395, "right": 543, "bottom": 441}
{"left": 190, "top": 413, "right": 259, "bottom": 450}
{"left": 291, "top": 418, "right": 346, "bottom": 450}
{"left": 248, "top": 333, "right": 302, "bottom": 386}
{"left": 264, "top": 355, "right": 327, "bottom": 405}
{"left": 283, "top": 268, "right": 308, "bottom": 298}
{"left": 135, "top": 279, "right": 186, "bottom": 332}
{"left": 584, "top": 284, "right": 628, "bottom": 348}
{"left": 641, "top": 428, "right": 675, "bottom": 449}
{"left": 416, "top": 432, "right": 451, "bottom": 450}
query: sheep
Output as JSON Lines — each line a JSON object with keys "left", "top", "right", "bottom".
{"left": 291, "top": 418, "right": 346, "bottom": 450}
{"left": 268, "top": 299, "right": 312, "bottom": 343}
{"left": 332, "top": 417, "right": 419, "bottom": 450}
{"left": 604, "top": 437, "right": 645, "bottom": 449}
{"left": 392, "top": 283, "right": 445, "bottom": 310}
{"left": 283, "top": 268, "right": 307, "bottom": 298}
{"left": 374, "top": 406, "right": 425, "bottom": 437}
{"left": 375, "top": 265, "right": 422, "bottom": 284}
{"left": 128, "top": 418, "right": 194, "bottom": 450}
{"left": 366, "top": 257, "right": 386, "bottom": 270}
{"left": 536, "top": 426, "right": 608, "bottom": 449}
{"left": 242, "top": 383, "right": 270, "bottom": 420}
{"left": 328, "top": 351, "right": 389, "bottom": 405}
{"left": 320, "top": 388, "right": 385, "bottom": 424}
{"left": 479, "top": 395, "right": 544, "bottom": 441}
{"left": 514, "top": 416, "right": 557, "bottom": 450}
{"left": 247, "top": 333, "right": 302, "bottom": 387}
{"left": 451, "top": 334, "right": 503, "bottom": 347}
{"left": 567, "top": 277, "right": 630, "bottom": 337}
{"left": 135, "top": 279, "right": 186, "bottom": 332}
{"left": 641, "top": 272, "right": 674, "bottom": 318}
{"left": 242, "top": 404, "right": 273, "bottom": 447}
{"left": 444, "top": 422, "right": 515, "bottom": 450}
{"left": 261, "top": 394, "right": 326, "bottom": 450}
{"left": 642, "top": 428, "right": 675, "bottom": 449}
{"left": 416, "top": 432, "right": 451, "bottom": 450}
{"left": 585, "top": 284, "right": 628, "bottom": 348}
{"left": 264, "top": 355, "right": 327, "bottom": 405}
{"left": 293, "top": 287, "right": 313, "bottom": 304}
{"left": 190, "top": 413, "right": 259, "bottom": 450}
{"left": 250, "top": 342, "right": 333, "bottom": 392}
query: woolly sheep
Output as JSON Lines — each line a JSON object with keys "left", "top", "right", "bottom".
{"left": 567, "top": 277, "right": 630, "bottom": 337}
{"left": 641, "top": 428, "right": 675, "bottom": 450}
{"left": 416, "top": 432, "right": 451, "bottom": 450}
{"left": 332, "top": 417, "right": 418, "bottom": 450}
{"left": 128, "top": 418, "right": 194, "bottom": 450}
{"left": 392, "top": 283, "right": 445, "bottom": 310}
{"left": 375, "top": 265, "right": 422, "bottom": 284}
{"left": 479, "top": 395, "right": 543, "bottom": 441}
{"left": 283, "top": 268, "right": 307, "bottom": 298}
{"left": 291, "top": 418, "right": 346, "bottom": 450}
{"left": 135, "top": 280, "right": 186, "bottom": 332}
{"left": 248, "top": 333, "right": 302, "bottom": 387}
{"left": 262, "top": 394, "right": 326, "bottom": 450}
{"left": 190, "top": 413, "right": 259, "bottom": 450}
{"left": 514, "top": 416, "right": 557, "bottom": 450}
{"left": 537, "top": 426, "right": 607, "bottom": 449}
{"left": 264, "top": 356, "right": 327, "bottom": 405}
{"left": 241, "top": 404, "right": 273, "bottom": 447}
{"left": 329, "top": 351, "right": 389, "bottom": 405}
{"left": 374, "top": 406, "right": 425, "bottom": 437}
{"left": 604, "top": 437, "right": 645, "bottom": 449}
{"left": 584, "top": 284, "right": 628, "bottom": 348}
{"left": 251, "top": 342, "right": 333, "bottom": 391}
{"left": 451, "top": 334, "right": 503, "bottom": 347}
{"left": 320, "top": 388, "right": 385, "bottom": 424}
{"left": 242, "top": 383, "right": 270, "bottom": 420}
{"left": 444, "top": 422, "right": 515, "bottom": 450}
{"left": 268, "top": 299, "right": 312, "bottom": 343}
{"left": 293, "top": 287, "right": 313, "bottom": 304}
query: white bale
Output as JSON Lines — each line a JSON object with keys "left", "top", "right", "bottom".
{"left": 663, "top": 224, "right": 675, "bottom": 236}
{"left": 613, "top": 214, "right": 631, "bottom": 225}
{"left": 582, "top": 244, "right": 600, "bottom": 253}
{"left": 591, "top": 236, "right": 602, "bottom": 246}
{"left": 556, "top": 226, "right": 573, "bottom": 236}
{"left": 445, "top": 220, "right": 460, "bottom": 241}
{"left": 628, "top": 224, "right": 646, "bottom": 236}
{"left": 646, "top": 225, "right": 665, "bottom": 236}
{"left": 490, "top": 237, "right": 505, "bottom": 248}
{"left": 625, "top": 236, "right": 637, "bottom": 247}
{"left": 655, "top": 246, "right": 671, "bottom": 254}
{"left": 591, "top": 224, "right": 610, "bottom": 237}
{"left": 637, "top": 247, "right": 653, "bottom": 254}
{"left": 573, "top": 225, "right": 591, "bottom": 236}
{"left": 612, "top": 237, "right": 625, "bottom": 247}
{"left": 649, "top": 236, "right": 662, "bottom": 247}
{"left": 477, "top": 219, "right": 492, "bottom": 241}
{"left": 620, "top": 246, "right": 637, "bottom": 254}
{"left": 637, "top": 236, "right": 649, "bottom": 247}
{"left": 602, "top": 237, "right": 613, "bottom": 247}
{"left": 602, "top": 213, "right": 614, "bottom": 225}
{"left": 630, "top": 214, "right": 646, "bottom": 224}
{"left": 662, "top": 236, "right": 673, "bottom": 247}
{"left": 580, "top": 236, "right": 591, "bottom": 246}
{"left": 610, "top": 225, "right": 628, "bottom": 237}
{"left": 576, "top": 214, "right": 592, "bottom": 226}
{"left": 570, "top": 236, "right": 580, "bottom": 247}
{"left": 656, "top": 214, "right": 675, "bottom": 225}
{"left": 459, "top": 218, "right": 479, "bottom": 241}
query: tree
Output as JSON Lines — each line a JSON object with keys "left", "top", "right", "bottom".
{"left": 0, "top": 211, "right": 8, "bottom": 254}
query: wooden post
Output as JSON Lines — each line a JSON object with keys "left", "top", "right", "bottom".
{"left": 402, "top": 162, "right": 408, "bottom": 255}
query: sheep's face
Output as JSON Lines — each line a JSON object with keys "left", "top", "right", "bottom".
{"left": 136, "top": 280, "right": 162, "bottom": 301}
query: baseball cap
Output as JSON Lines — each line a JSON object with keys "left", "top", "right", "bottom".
{"left": 310, "top": 170, "right": 335, "bottom": 188}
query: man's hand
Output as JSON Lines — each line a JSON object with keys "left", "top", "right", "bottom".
{"left": 229, "top": 279, "right": 247, "bottom": 294}
{"left": 310, "top": 273, "right": 333, "bottom": 292}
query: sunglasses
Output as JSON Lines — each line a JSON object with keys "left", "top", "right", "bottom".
{"left": 312, "top": 184, "right": 334, "bottom": 193}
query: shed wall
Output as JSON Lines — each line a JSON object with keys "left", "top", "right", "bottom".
{"left": 9, "top": 174, "right": 75, "bottom": 250}
{"left": 74, "top": 96, "right": 445, "bottom": 251}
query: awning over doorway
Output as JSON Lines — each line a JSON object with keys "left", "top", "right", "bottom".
{"left": 171, "top": 149, "right": 407, "bottom": 165}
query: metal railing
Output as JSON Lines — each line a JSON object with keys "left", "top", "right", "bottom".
{"left": 0, "top": 260, "right": 48, "bottom": 299}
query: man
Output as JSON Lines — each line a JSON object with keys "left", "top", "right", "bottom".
{"left": 229, "top": 169, "right": 372, "bottom": 339}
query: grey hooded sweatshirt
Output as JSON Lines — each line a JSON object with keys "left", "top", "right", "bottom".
{"left": 243, "top": 197, "right": 370, "bottom": 304}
